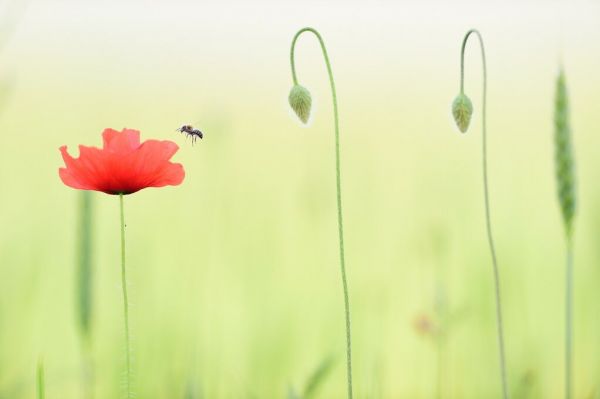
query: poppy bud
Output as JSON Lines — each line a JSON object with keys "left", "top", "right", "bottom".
{"left": 288, "top": 84, "right": 312, "bottom": 124}
{"left": 452, "top": 93, "right": 473, "bottom": 133}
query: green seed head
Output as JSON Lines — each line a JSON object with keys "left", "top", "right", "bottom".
{"left": 554, "top": 69, "right": 576, "bottom": 236}
{"left": 451, "top": 93, "right": 473, "bottom": 133}
{"left": 288, "top": 84, "right": 312, "bottom": 124}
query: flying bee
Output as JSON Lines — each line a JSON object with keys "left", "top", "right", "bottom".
{"left": 176, "top": 125, "right": 203, "bottom": 144}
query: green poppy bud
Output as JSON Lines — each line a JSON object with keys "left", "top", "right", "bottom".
{"left": 288, "top": 84, "right": 312, "bottom": 124}
{"left": 451, "top": 93, "right": 473, "bottom": 133}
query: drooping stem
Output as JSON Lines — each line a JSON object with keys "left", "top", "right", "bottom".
{"left": 290, "top": 27, "right": 353, "bottom": 399}
{"left": 460, "top": 29, "right": 509, "bottom": 399}
{"left": 119, "top": 193, "right": 132, "bottom": 399}
{"left": 565, "top": 237, "right": 574, "bottom": 399}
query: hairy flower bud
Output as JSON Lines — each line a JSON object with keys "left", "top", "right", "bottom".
{"left": 452, "top": 93, "right": 473, "bottom": 133}
{"left": 288, "top": 84, "right": 312, "bottom": 124}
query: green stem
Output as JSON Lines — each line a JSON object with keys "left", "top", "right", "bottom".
{"left": 290, "top": 27, "right": 353, "bottom": 399}
{"left": 565, "top": 236, "right": 574, "bottom": 399}
{"left": 77, "top": 191, "right": 93, "bottom": 341}
{"left": 460, "top": 29, "right": 509, "bottom": 399}
{"left": 77, "top": 191, "right": 94, "bottom": 399}
{"left": 37, "top": 359, "right": 45, "bottom": 399}
{"left": 119, "top": 193, "right": 131, "bottom": 399}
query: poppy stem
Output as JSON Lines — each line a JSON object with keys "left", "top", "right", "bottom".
{"left": 459, "top": 29, "right": 509, "bottom": 399}
{"left": 290, "top": 27, "right": 353, "bottom": 399}
{"left": 119, "top": 193, "right": 132, "bottom": 399}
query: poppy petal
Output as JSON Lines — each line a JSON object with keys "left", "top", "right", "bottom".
{"left": 103, "top": 128, "right": 140, "bottom": 153}
{"left": 148, "top": 162, "right": 185, "bottom": 187}
{"left": 59, "top": 128, "right": 185, "bottom": 195}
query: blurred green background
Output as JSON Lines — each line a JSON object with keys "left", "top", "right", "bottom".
{"left": 0, "top": 0, "right": 599, "bottom": 397}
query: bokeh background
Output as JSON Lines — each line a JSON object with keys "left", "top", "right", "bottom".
{"left": 0, "top": 0, "right": 599, "bottom": 397}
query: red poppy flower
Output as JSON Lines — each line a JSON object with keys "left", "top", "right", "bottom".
{"left": 59, "top": 128, "right": 185, "bottom": 195}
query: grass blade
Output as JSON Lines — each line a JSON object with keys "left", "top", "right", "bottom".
{"left": 303, "top": 355, "right": 335, "bottom": 399}
{"left": 76, "top": 191, "right": 94, "bottom": 341}
{"left": 36, "top": 359, "right": 44, "bottom": 399}
{"left": 76, "top": 191, "right": 94, "bottom": 398}
{"left": 554, "top": 68, "right": 577, "bottom": 399}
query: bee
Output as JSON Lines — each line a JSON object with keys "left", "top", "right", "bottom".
{"left": 176, "top": 125, "right": 203, "bottom": 144}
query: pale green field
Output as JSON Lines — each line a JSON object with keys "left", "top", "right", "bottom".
{"left": 0, "top": 1, "right": 600, "bottom": 398}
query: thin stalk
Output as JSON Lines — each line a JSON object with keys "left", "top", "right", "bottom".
{"left": 77, "top": 191, "right": 93, "bottom": 338}
{"left": 554, "top": 68, "right": 576, "bottom": 399}
{"left": 565, "top": 237, "right": 574, "bottom": 399}
{"left": 290, "top": 27, "right": 353, "bottom": 399}
{"left": 119, "top": 193, "right": 131, "bottom": 399}
{"left": 37, "top": 359, "right": 45, "bottom": 399}
{"left": 460, "top": 29, "right": 509, "bottom": 399}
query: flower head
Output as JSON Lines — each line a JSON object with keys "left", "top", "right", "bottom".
{"left": 554, "top": 69, "right": 576, "bottom": 236}
{"left": 451, "top": 93, "right": 473, "bottom": 133}
{"left": 288, "top": 84, "right": 312, "bottom": 124}
{"left": 59, "top": 128, "right": 185, "bottom": 195}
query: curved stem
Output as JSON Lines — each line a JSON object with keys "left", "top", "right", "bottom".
{"left": 460, "top": 29, "right": 509, "bottom": 399}
{"left": 290, "top": 27, "right": 353, "bottom": 399}
{"left": 565, "top": 237, "right": 574, "bottom": 399}
{"left": 119, "top": 194, "right": 132, "bottom": 399}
